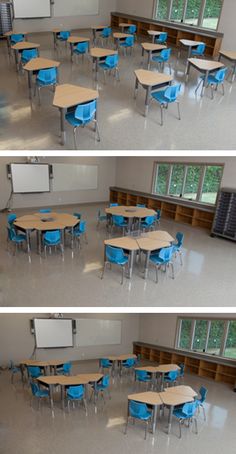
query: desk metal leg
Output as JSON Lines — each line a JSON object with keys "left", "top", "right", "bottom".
{"left": 70, "top": 43, "right": 73, "bottom": 61}
{"left": 186, "top": 60, "right": 190, "bottom": 80}
{"left": 14, "top": 49, "right": 18, "bottom": 71}
{"left": 232, "top": 62, "right": 236, "bottom": 82}
{"left": 152, "top": 404, "right": 158, "bottom": 433}
{"left": 144, "top": 86, "right": 151, "bottom": 117}
{"left": 49, "top": 384, "right": 54, "bottom": 411}
{"left": 141, "top": 47, "right": 144, "bottom": 66}
{"left": 167, "top": 405, "right": 174, "bottom": 434}
{"left": 93, "top": 30, "right": 96, "bottom": 46}
{"left": 144, "top": 250, "right": 150, "bottom": 279}
{"left": 60, "top": 108, "right": 66, "bottom": 145}
{"left": 201, "top": 70, "right": 209, "bottom": 97}
{"left": 27, "top": 71, "right": 32, "bottom": 99}
{"left": 61, "top": 385, "right": 65, "bottom": 410}
{"left": 128, "top": 250, "right": 135, "bottom": 279}
{"left": 25, "top": 230, "right": 31, "bottom": 255}
{"left": 134, "top": 77, "right": 139, "bottom": 99}
{"left": 147, "top": 51, "right": 151, "bottom": 70}
{"left": 160, "top": 373, "right": 164, "bottom": 391}
{"left": 95, "top": 58, "right": 99, "bottom": 81}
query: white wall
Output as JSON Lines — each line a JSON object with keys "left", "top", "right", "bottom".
{"left": 115, "top": 157, "right": 236, "bottom": 194}
{"left": 0, "top": 313, "right": 140, "bottom": 365}
{"left": 218, "top": 0, "right": 236, "bottom": 51}
{"left": 12, "top": 0, "right": 117, "bottom": 33}
{"left": 0, "top": 157, "right": 116, "bottom": 210}
{"left": 116, "top": 0, "right": 154, "bottom": 18}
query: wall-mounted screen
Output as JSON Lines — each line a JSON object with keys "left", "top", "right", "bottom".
{"left": 13, "top": 0, "right": 51, "bottom": 18}
{"left": 34, "top": 319, "right": 73, "bottom": 348}
{"left": 10, "top": 164, "right": 50, "bottom": 193}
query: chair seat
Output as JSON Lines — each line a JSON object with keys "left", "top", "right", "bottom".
{"left": 36, "top": 390, "right": 49, "bottom": 398}
{"left": 99, "top": 62, "right": 116, "bottom": 70}
{"left": 119, "top": 43, "right": 131, "bottom": 48}
{"left": 152, "top": 56, "right": 166, "bottom": 63}
{"left": 74, "top": 49, "right": 87, "bottom": 55}
{"left": 37, "top": 79, "right": 56, "bottom": 87}
{"left": 131, "top": 410, "right": 152, "bottom": 421}
{"left": 65, "top": 111, "right": 94, "bottom": 127}
{"left": 99, "top": 215, "right": 107, "bottom": 221}
{"left": 14, "top": 234, "right": 26, "bottom": 243}
{"left": 109, "top": 256, "right": 128, "bottom": 266}
{"left": 44, "top": 239, "right": 61, "bottom": 246}
{"left": 67, "top": 393, "right": 83, "bottom": 400}
{"left": 152, "top": 90, "right": 174, "bottom": 104}
{"left": 149, "top": 255, "right": 165, "bottom": 265}
{"left": 173, "top": 408, "right": 189, "bottom": 419}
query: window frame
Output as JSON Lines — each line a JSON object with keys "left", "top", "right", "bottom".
{"left": 175, "top": 316, "right": 236, "bottom": 359}
{"left": 152, "top": 161, "right": 224, "bottom": 206}
{"left": 154, "top": 0, "right": 224, "bottom": 31}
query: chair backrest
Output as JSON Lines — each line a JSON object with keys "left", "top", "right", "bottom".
{"left": 73, "top": 212, "right": 82, "bottom": 219}
{"left": 100, "top": 358, "right": 111, "bottom": 368}
{"left": 182, "top": 402, "right": 198, "bottom": 418}
{"left": 156, "top": 209, "right": 161, "bottom": 220}
{"left": 105, "top": 54, "right": 119, "bottom": 68}
{"left": 102, "top": 374, "right": 110, "bottom": 388}
{"left": 76, "top": 41, "right": 89, "bottom": 53}
{"left": 7, "top": 213, "right": 17, "bottom": 224}
{"left": 179, "top": 362, "right": 185, "bottom": 376}
{"left": 159, "top": 246, "right": 174, "bottom": 262}
{"left": 125, "top": 358, "right": 135, "bottom": 366}
{"left": 22, "top": 49, "right": 38, "bottom": 61}
{"left": 196, "top": 43, "right": 206, "bottom": 54}
{"left": 67, "top": 384, "right": 84, "bottom": 398}
{"left": 199, "top": 386, "right": 208, "bottom": 403}
{"left": 79, "top": 220, "right": 86, "bottom": 233}
{"left": 110, "top": 203, "right": 118, "bottom": 207}
{"left": 160, "top": 48, "right": 171, "bottom": 60}
{"left": 214, "top": 67, "right": 227, "bottom": 82}
{"left": 59, "top": 31, "right": 70, "bottom": 39}
{"left": 44, "top": 230, "right": 61, "bottom": 243}
{"left": 74, "top": 100, "right": 97, "bottom": 122}
{"left": 11, "top": 33, "right": 24, "bottom": 43}
{"left": 167, "top": 370, "right": 178, "bottom": 381}
{"left": 157, "top": 32, "right": 167, "bottom": 42}
{"left": 39, "top": 208, "right": 52, "bottom": 213}
{"left": 136, "top": 204, "right": 146, "bottom": 208}
{"left": 144, "top": 215, "right": 155, "bottom": 225}
{"left": 129, "top": 400, "right": 149, "bottom": 419}
{"left": 63, "top": 362, "right": 72, "bottom": 374}
{"left": 28, "top": 366, "right": 41, "bottom": 378}
{"left": 128, "top": 25, "right": 137, "bottom": 34}
{"left": 112, "top": 214, "right": 125, "bottom": 225}
{"left": 30, "top": 381, "right": 40, "bottom": 396}
{"left": 102, "top": 27, "right": 112, "bottom": 37}
{"left": 176, "top": 232, "right": 184, "bottom": 248}
{"left": 7, "top": 226, "right": 16, "bottom": 242}
{"left": 106, "top": 245, "right": 125, "bottom": 263}
{"left": 135, "top": 369, "right": 149, "bottom": 380}
{"left": 164, "top": 84, "right": 181, "bottom": 102}
{"left": 37, "top": 68, "right": 57, "bottom": 84}
{"left": 125, "top": 36, "right": 134, "bottom": 46}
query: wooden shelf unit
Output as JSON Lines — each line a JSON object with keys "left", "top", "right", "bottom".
{"left": 133, "top": 342, "right": 236, "bottom": 387}
{"left": 110, "top": 187, "right": 215, "bottom": 231}
{"left": 111, "top": 12, "right": 223, "bottom": 57}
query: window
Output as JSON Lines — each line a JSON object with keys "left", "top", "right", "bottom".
{"left": 153, "top": 162, "right": 223, "bottom": 206}
{"left": 184, "top": 0, "right": 202, "bottom": 25}
{"left": 156, "top": 0, "right": 169, "bottom": 20}
{"left": 202, "top": 0, "right": 222, "bottom": 30}
{"left": 170, "top": 0, "right": 185, "bottom": 21}
{"left": 176, "top": 318, "right": 236, "bottom": 358}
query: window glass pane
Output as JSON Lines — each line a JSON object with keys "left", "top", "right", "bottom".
{"left": 155, "top": 0, "right": 169, "bottom": 20}
{"left": 169, "top": 164, "right": 185, "bottom": 196}
{"left": 179, "top": 319, "right": 192, "bottom": 349}
{"left": 193, "top": 320, "right": 208, "bottom": 352}
{"left": 154, "top": 164, "right": 169, "bottom": 195}
{"left": 184, "top": 0, "right": 201, "bottom": 25}
{"left": 170, "top": 0, "right": 185, "bottom": 22}
{"left": 183, "top": 165, "right": 201, "bottom": 200}
{"left": 202, "top": 0, "right": 222, "bottom": 30}
{"left": 206, "top": 320, "right": 224, "bottom": 355}
{"left": 224, "top": 321, "right": 236, "bottom": 359}
{"left": 200, "top": 165, "right": 223, "bottom": 204}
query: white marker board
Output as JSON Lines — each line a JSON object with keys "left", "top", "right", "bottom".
{"left": 76, "top": 319, "right": 122, "bottom": 346}
{"left": 13, "top": 0, "right": 51, "bottom": 18}
{"left": 34, "top": 319, "right": 73, "bottom": 348}
{"left": 52, "top": 164, "right": 98, "bottom": 192}
{"left": 10, "top": 164, "right": 50, "bottom": 193}
{"left": 54, "top": 0, "right": 99, "bottom": 17}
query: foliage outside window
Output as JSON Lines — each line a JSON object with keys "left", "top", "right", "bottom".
{"left": 177, "top": 318, "right": 236, "bottom": 359}
{"left": 153, "top": 162, "right": 223, "bottom": 205}
{"left": 154, "top": 0, "right": 223, "bottom": 30}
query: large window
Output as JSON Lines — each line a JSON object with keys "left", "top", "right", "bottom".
{"left": 154, "top": 0, "right": 223, "bottom": 30}
{"left": 152, "top": 162, "right": 223, "bottom": 206}
{"left": 176, "top": 318, "right": 236, "bottom": 359}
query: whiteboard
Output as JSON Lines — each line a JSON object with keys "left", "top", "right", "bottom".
{"left": 13, "top": 0, "right": 51, "bottom": 18}
{"left": 52, "top": 164, "right": 98, "bottom": 191}
{"left": 76, "top": 319, "right": 122, "bottom": 347}
{"left": 10, "top": 164, "right": 50, "bottom": 193}
{"left": 34, "top": 319, "right": 73, "bottom": 348}
{"left": 54, "top": 0, "right": 99, "bottom": 17}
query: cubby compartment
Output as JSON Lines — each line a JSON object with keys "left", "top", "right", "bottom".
{"left": 176, "top": 205, "right": 194, "bottom": 224}
{"left": 192, "top": 209, "right": 215, "bottom": 230}
{"left": 160, "top": 351, "right": 172, "bottom": 364}
{"left": 117, "top": 192, "right": 128, "bottom": 205}
{"left": 162, "top": 202, "right": 176, "bottom": 219}
{"left": 150, "top": 348, "right": 160, "bottom": 363}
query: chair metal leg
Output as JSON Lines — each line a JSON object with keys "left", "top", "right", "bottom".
{"left": 177, "top": 101, "right": 181, "bottom": 120}
{"left": 121, "top": 265, "right": 124, "bottom": 285}
{"left": 101, "top": 261, "right": 108, "bottom": 279}
{"left": 124, "top": 417, "right": 129, "bottom": 434}
{"left": 155, "top": 265, "right": 158, "bottom": 283}
{"left": 222, "top": 82, "right": 225, "bottom": 96}
{"left": 94, "top": 119, "right": 101, "bottom": 142}
{"left": 160, "top": 104, "right": 164, "bottom": 126}
{"left": 179, "top": 420, "right": 182, "bottom": 438}
{"left": 144, "top": 421, "right": 148, "bottom": 440}
{"left": 73, "top": 126, "right": 78, "bottom": 149}
{"left": 193, "top": 416, "right": 198, "bottom": 434}
{"left": 195, "top": 78, "right": 203, "bottom": 94}
{"left": 201, "top": 404, "right": 206, "bottom": 421}
{"left": 210, "top": 84, "right": 214, "bottom": 100}
{"left": 170, "top": 261, "right": 175, "bottom": 279}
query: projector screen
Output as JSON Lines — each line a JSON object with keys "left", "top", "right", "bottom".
{"left": 13, "top": 0, "right": 51, "bottom": 18}
{"left": 10, "top": 164, "right": 50, "bottom": 193}
{"left": 76, "top": 319, "right": 122, "bottom": 346}
{"left": 34, "top": 319, "right": 73, "bottom": 348}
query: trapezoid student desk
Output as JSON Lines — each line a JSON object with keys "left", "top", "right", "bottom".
{"left": 23, "top": 57, "right": 60, "bottom": 99}
{"left": 147, "top": 30, "right": 162, "bottom": 43}
{"left": 20, "top": 359, "right": 65, "bottom": 381}
{"left": 119, "top": 23, "right": 136, "bottom": 33}
{"left": 52, "top": 29, "right": 71, "bottom": 49}
{"left": 141, "top": 43, "right": 166, "bottom": 70}
{"left": 134, "top": 69, "right": 173, "bottom": 117}
{"left": 4, "top": 31, "right": 28, "bottom": 55}
{"left": 218, "top": 50, "right": 236, "bottom": 82}
{"left": 91, "top": 26, "right": 109, "bottom": 46}
{"left": 11, "top": 41, "right": 40, "bottom": 71}
{"left": 67, "top": 36, "right": 90, "bottom": 61}
{"left": 186, "top": 58, "right": 225, "bottom": 96}
{"left": 104, "top": 236, "right": 139, "bottom": 279}
{"left": 104, "top": 354, "right": 137, "bottom": 376}
{"left": 127, "top": 391, "right": 163, "bottom": 434}
{"left": 164, "top": 385, "right": 197, "bottom": 398}
{"left": 135, "top": 364, "right": 180, "bottom": 391}
{"left": 53, "top": 83, "right": 99, "bottom": 145}
{"left": 105, "top": 205, "right": 156, "bottom": 233}
{"left": 90, "top": 48, "right": 118, "bottom": 81}
{"left": 113, "top": 32, "right": 132, "bottom": 50}
{"left": 136, "top": 237, "right": 172, "bottom": 280}
{"left": 159, "top": 391, "right": 194, "bottom": 434}
{"left": 178, "top": 39, "right": 204, "bottom": 60}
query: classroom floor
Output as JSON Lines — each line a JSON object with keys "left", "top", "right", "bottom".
{"left": 0, "top": 359, "right": 235, "bottom": 454}
{"left": 0, "top": 30, "right": 236, "bottom": 150}
{"left": 1, "top": 202, "right": 236, "bottom": 307}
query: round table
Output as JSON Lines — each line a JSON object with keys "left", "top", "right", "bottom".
{"left": 105, "top": 205, "right": 156, "bottom": 232}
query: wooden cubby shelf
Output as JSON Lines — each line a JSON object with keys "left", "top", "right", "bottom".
{"left": 111, "top": 12, "right": 223, "bottom": 57}
{"left": 110, "top": 187, "right": 215, "bottom": 231}
{"left": 133, "top": 342, "right": 236, "bottom": 388}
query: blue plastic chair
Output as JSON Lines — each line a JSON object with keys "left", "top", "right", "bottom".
{"left": 66, "top": 385, "right": 87, "bottom": 413}
{"left": 27, "top": 366, "right": 42, "bottom": 379}
{"left": 30, "top": 381, "right": 49, "bottom": 409}
{"left": 110, "top": 203, "right": 118, "bottom": 207}
{"left": 125, "top": 400, "right": 152, "bottom": 439}
{"left": 11, "top": 34, "right": 24, "bottom": 44}
{"left": 173, "top": 232, "right": 184, "bottom": 265}
{"left": 101, "top": 245, "right": 129, "bottom": 284}
{"left": 173, "top": 402, "right": 198, "bottom": 438}
{"left": 155, "top": 32, "right": 167, "bottom": 44}
{"left": 56, "top": 362, "right": 72, "bottom": 376}
{"left": 70, "top": 220, "right": 88, "bottom": 247}
{"left": 7, "top": 213, "right": 17, "bottom": 225}
{"left": 73, "top": 212, "right": 82, "bottom": 219}
{"left": 7, "top": 226, "right": 26, "bottom": 254}
{"left": 100, "top": 358, "right": 113, "bottom": 374}
{"left": 178, "top": 363, "right": 185, "bottom": 380}
{"left": 73, "top": 41, "right": 89, "bottom": 61}
{"left": 35, "top": 68, "right": 58, "bottom": 104}
{"left": 155, "top": 209, "right": 161, "bottom": 226}
{"left": 141, "top": 215, "right": 156, "bottom": 231}
{"left": 136, "top": 204, "right": 146, "bottom": 208}
{"left": 196, "top": 386, "right": 208, "bottom": 421}
{"left": 9, "top": 361, "right": 21, "bottom": 384}
{"left": 150, "top": 246, "right": 175, "bottom": 283}
{"left": 127, "top": 25, "right": 137, "bottom": 37}
{"left": 92, "top": 375, "right": 111, "bottom": 403}
{"left": 163, "top": 369, "right": 179, "bottom": 386}
{"left": 191, "top": 43, "right": 206, "bottom": 57}
{"left": 135, "top": 370, "right": 152, "bottom": 389}
{"left": 39, "top": 208, "right": 52, "bottom": 214}
{"left": 21, "top": 48, "right": 38, "bottom": 65}
{"left": 122, "top": 358, "right": 135, "bottom": 376}
{"left": 65, "top": 100, "right": 100, "bottom": 149}
{"left": 43, "top": 230, "right": 64, "bottom": 257}
{"left": 151, "top": 84, "right": 181, "bottom": 126}
{"left": 119, "top": 36, "right": 134, "bottom": 55}
{"left": 97, "top": 209, "right": 107, "bottom": 228}
{"left": 100, "top": 27, "right": 112, "bottom": 46}
{"left": 196, "top": 67, "right": 227, "bottom": 99}
{"left": 58, "top": 31, "right": 70, "bottom": 42}
{"left": 152, "top": 48, "right": 172, "bottom": 74}
{"left": 99, "top": 54, "right": 120, "bottom": 82}
{"left": 112, "top": 215, "right": 128, "bottom": 235}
